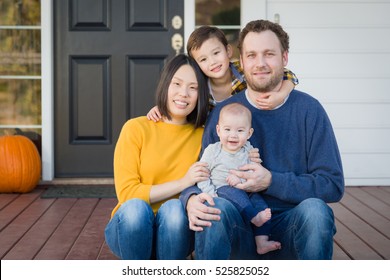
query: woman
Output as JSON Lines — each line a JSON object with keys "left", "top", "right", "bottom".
{"left": 104, "top": 54, "right": 210, "bottom": 260}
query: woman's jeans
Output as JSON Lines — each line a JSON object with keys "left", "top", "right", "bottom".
{"left": 105, "top": 198, "right": 193, "bottom": 260}
{"left": 195, "top": 197, "right": 336, "bottom": 260}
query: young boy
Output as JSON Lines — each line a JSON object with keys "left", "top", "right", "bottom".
{"left": 198, "top": 103, "right": 281, "bottom": 255}
{"left": 147, "top": 26, "right": 299, "bottom": 121}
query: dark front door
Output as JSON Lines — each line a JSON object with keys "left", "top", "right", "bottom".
{"left": 54, "top": 0, "right": 184, "bottom": 177}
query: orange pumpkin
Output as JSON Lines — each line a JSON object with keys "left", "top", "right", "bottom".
{"left": 0, "top": 135, "right": 41, "bottom": 193}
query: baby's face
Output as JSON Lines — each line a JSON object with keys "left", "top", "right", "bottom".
{"left": 216, "top": 113, "right": 253, "bottom": 153}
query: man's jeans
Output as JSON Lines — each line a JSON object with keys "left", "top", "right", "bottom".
{"left": 105, "top": 198, "right": 193, "bottom": 260}
{"left": 195, "top": 197, "right": 336, "bottom": 260}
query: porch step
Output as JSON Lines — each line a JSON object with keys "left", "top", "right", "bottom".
{"left": 38, "top": 178, "right": 114, "bottom": 186}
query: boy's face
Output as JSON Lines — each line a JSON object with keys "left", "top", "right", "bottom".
{"left": 190, "top": 37, "right": 233, "bottom": 80}
{"left": 216, "top": 113, "right": 253, "bottom": 153}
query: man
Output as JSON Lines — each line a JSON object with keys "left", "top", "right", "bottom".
{"left": 180, "top": 20, "right": 344, "bottom": 260}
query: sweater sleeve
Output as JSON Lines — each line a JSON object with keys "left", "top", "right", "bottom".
{"left": 179, "top": 185, "right": 202, "bottom": 209}
{"left": 113, "top": 120, "right": 152, "bottom": 205}
{"left": 265, "top": 101, "right": 344, "bottom": 204}
{"left": 283, "top": 68, "right": 299, "bottom": 85}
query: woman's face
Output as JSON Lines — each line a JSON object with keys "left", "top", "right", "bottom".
{"left": 166, "top": 64, "right": 199, "bottom": 124}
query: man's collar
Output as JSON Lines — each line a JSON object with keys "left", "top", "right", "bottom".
{"left": 245, "top": 89, "right": 290, "bottom": 110}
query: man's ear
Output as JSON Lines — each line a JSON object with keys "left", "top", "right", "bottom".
{"left": 283, "top": 51, "right": 288, "bottom": 67}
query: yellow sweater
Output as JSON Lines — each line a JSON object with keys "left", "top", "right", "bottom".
{"left": 111, "top": 116, "right": 203, "bottom": 217}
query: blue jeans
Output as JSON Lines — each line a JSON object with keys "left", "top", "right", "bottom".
{"left": 195, "top": 197, "right": 336, "bottom": 260}
{"left": 105, "top": 198, "right": 193, "bottom": 260}
{"left": 217, "top": 185, "right": 270, "bottom": 236}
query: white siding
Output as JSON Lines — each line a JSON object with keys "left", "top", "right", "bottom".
{"left": 267, "top": 0, "right": 390, "bottom": 185}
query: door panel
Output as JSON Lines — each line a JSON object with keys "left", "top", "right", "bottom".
{"left": 55, "top": 0, "right": 184, "bottom": 177}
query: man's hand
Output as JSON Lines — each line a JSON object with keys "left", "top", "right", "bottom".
{"left": 186, "top": 193, "right": 221, "bottom": 231}
{"left": 229, "top": 163, "right": 272, "bottom": 192}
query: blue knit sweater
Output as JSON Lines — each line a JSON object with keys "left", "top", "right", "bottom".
{"left": 180, "top": 89, "right": 344, "bottom": 210}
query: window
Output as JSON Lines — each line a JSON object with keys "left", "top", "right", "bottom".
{"left": 195, "top": 0, "right": 241, "bottom": 59}
{"left": 0, "top": 0, "right": 41, "bottom": 154}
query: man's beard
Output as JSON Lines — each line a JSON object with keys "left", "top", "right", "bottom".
{"left": 245, "top": 67, "right": 284, "bottom": 93}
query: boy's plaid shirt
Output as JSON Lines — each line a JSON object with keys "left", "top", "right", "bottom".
{"left": 231, "top": 60, "right": 247, "bottom": 95}
{"left": 209, "top": 61, "right": 299, "bottom": 109}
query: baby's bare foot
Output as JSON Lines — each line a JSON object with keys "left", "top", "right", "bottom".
{"left": 251, "top": 208, "right": 271, "bottom": 227}
{"left": 257, "top": 240, "right": 282, "bottom": 255}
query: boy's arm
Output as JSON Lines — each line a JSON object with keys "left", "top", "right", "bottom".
{"left": 146, "top": 106, "right": 162, "bottom": 122}
{"left": 283, "top": 68, "right": 299, "bottom": 85}
{"left": 255, "top": 68, "right": 299, "bottom": 110}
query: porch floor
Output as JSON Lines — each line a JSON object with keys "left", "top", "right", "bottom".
{"left": 0, "top": 186, "right": 389, "bottom": 260}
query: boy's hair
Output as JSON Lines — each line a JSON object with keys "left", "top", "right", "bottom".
{"left": 156, "top": 54, "right": 209, "bottom": 128}
{"left": 237, "top": 20, "right": 289, "bottom": 54}
{"left": 186, "top": 26, "right": 228, "bottom": 56}
{"left": 219, "top": 102, "right": 252, "bottom": 125}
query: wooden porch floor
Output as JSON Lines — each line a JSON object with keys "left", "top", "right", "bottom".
{"left": 0, "top": 186, "right": 389, "bottom": 260}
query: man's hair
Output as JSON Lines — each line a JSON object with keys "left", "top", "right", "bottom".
{"left": 237, "top": 20, "right": 289, "bottom": 54}
{"left": 219, "top": 102, "right": 252, "bottom": 125}
{"left": 186, "top": 26, "right": 228, "bottom": 56}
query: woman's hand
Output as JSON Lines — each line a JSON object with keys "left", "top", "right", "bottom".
{"left": 187, "top": 193, "right": 221, "bottom": 231}
{"left": 229, "top": 163, "right": 272, "bottom": 192}
{"left": 180, "top": 162, "right": 209, "bottom": 188}
{"left": 150, "top": 162, "right": 209, "bottom": 205}
{"left": 146, "top": 106, "right": 162, "bottom": 122}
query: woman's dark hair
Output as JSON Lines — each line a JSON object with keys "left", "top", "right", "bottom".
{"left": 156, "top": 54, "right": 209, "bottom": 128}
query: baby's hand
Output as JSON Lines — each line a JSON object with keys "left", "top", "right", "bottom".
{"left": 147, "top": 106, "right": 162, "bottom": 122}
{"left": 249, "top": 148, "right": 261, "bottom": 164}
{"left": 226, "top": 174, "right": 241, "bottom": 186}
